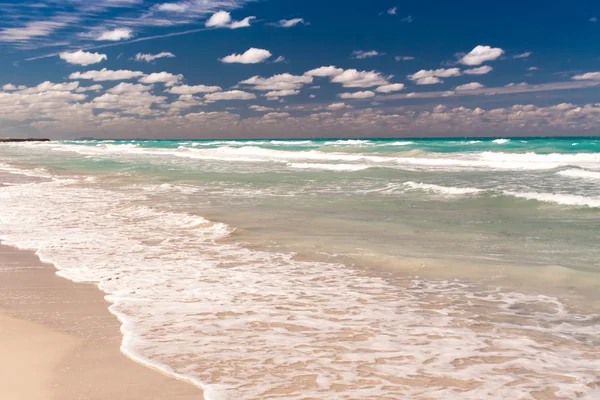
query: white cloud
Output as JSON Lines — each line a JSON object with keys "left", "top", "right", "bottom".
{"left": 459, "top": 45, "right": 504, "bottom": 66}
{"left": 590, "top": 17, "right": 597, "bottom": 23}
{"left": 513, "top": 52, "right": 532, "bottom": 59}
{"left": 408, "top": 68, "right": 461, "bottom": 84}
{"left": 263, "top": 112, "right": 290, "bottom": 119}
{"left": 2, "top": 84, "right": 18, "bottom": 91}
{"left": 139, "top": 72, "right": 182, "bottom": 86}
{"left": 75, "top": 84, "right": 103, "bottom": 93}
{"left": 331, "top": 69, "right": 390, "bottom": 88}
{"left": 240, "top": 73, "right": 313, "bottom": 91}
{"left": 166, "top": 84, "right": 222, "bottom": 94}
{"left": 463, "top": 65, "right": 493, "bottom": 75}
{"left": 375, "top": 83, "right": 406, "bottom": 93}
{"left": 17, "top": 81, "right": 81, "bottom": 94}
{"left": 455, "top": 82, "right": 484, "bottom": 91}
{"left": 156, "top": 3, "right": 189, "bottom": 12}
{"left": 402, "top": 16, "right": 413, "bottom": 23}
{"left": 305, "top": 66, "right": 344, "bottom": 77}
{"left": 96, "top": 28, "right": 133, "bottom": 41}
{"left": 528, "top": 66, "right": 538, "bottom": 71}
{"left": 388, "top": 7, "right": 397, "bottom": 15}
{"left": 265, "top": 90, "right": 300, "bottom": 98}
{"left": 0, "top": 20, "right": 71, "bottom": 43}
{"left": 573, "top": 72, "right": 600, "bottom": 81}
{"left": 221, "top": 48, "right": 272, "bottom": 64}
{"left": 395, "top": 56, "right": 415, "bottom": 61}
{"left": 60, "top": 50, "right": 107, "bottom": 66}
{"left": 69, "top": 68, "right": 144, "bottom": 81}
{"left": 108, "top": 83, "right": 153, "bottom": 94}
{"left": 206, "top": 11, "right": 255, "bottom": 29}
{"left": 249, "top": 105, "right": 275, "bottom": 112}
{"left": 274, "top": 56, "right": 286, "bottom": 63}
{"left": 274, "top": 18, "right": 306, "bottom": 28}
{"left": 204, "top": 90, "right": 256, "bottom": 101}
{"left": 339, "top": 91, "right": 375, "bottom": 99}
{"left": 327, "top": 102, "right": 349, "bottom": 110}
{"left": 135, "top": 52, "right": 175, "bottom": 62}
{"left": 352, "top": 50, "right": 382, "bottom": 59}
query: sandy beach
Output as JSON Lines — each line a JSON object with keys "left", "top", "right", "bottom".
{"left": 0, "top": 244, "right": 203, "bottom": 400}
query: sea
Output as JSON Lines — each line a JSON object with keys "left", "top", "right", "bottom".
{"left": 1, "top": 137, "right": 599, "bottom": 399}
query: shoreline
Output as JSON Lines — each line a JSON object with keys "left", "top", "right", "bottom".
{"left": 0, "top": 243, "right": 204, "bottom": 400}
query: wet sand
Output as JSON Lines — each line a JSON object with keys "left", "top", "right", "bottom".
{"left": 0, "top": 244, "right": 203, "bottom": 400}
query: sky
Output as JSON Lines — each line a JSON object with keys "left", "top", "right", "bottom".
{"left": 0, "top": 0, "right": 599, "bottom": 139}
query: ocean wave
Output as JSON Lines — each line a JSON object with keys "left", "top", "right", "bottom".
{"left": 0, "top": 165, "right": 599, "bottom": 399}
{"left": 403, "top": 181, "right": 484, "bottom": 195}
{"left": 492, "top": 138, "right": 511, "bottom": 144}
{"left": 556, "top": 168, "right": 600, "bottom": 180}
{"left": 504, "top": 191, "right": 600, "bottom": 208}
{"left": 287, "top": 162, "right": 370, "bottom": 171}
{"left": 25, "top": 143, "right": 600, "bottom": 174}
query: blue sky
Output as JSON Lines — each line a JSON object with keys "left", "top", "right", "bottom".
{"left": 0, "top": 0, "right": 599, "bottom": 138}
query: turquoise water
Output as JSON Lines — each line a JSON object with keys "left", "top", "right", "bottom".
{"left": 1, "top": 137, "right": 600, "bottom": 399}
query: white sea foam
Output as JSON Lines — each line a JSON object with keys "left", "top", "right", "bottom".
{"left": 288, "top": 162, "right": 370, "bottom": 171}
{"left": 557, "top": 168, "right": 600, "bottom": 180}
{"left": 41, "top": 142, "right": 600, "bottom": 173}
{"left": 492, "top": 138, "right": 510, "bottom": 144}
{"left": 403, "top": 181, "right": 484, "bottom": 195}
{"left": 504, "top": 190, "right": 600, "bottom": 208}
{"left": 0, "top": 164, "right": 599, "bottom": 399}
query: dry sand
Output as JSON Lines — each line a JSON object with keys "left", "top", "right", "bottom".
{"left": 0, "top": 244, "right": 204, "bottom": 400}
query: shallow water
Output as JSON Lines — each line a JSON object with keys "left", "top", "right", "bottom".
{"left": 1, "top": 137, "right": 599, "bottom": 399}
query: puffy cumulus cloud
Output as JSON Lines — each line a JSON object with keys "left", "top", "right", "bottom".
{"left": 339, "top": 91, "right": 375, "bottom": 99}
{"left": 205, "top": 11, "right": 255, "bottom": 29}
{"left": 2, "top": 83, "right": 18, "bottom": 91}
{"left": 455, "top": 82, "right": 484, "bottom": 91}
{"left": 135, "top": 52, "right": 176, "bottom": 62}
{"left": 513, "top": 52, "right": 532, "bottom": 59}
{"left": 139, "top": 72, "right": 183, "bottom": 86}
{"left": 162, "top": 94, "right": 203, "bottom": 114}
{"left": 220, "top": 48, "right": 272, "bottom": 64}
{"left": 331, "top": 69, "right": 390, "bottom": 88}
{"left": 327, "top": 102, "right": 349, "bottom": 110}
{"left": 273, "top": 18, "right": 306, "bottom": 27}
{"left": 60, "top": 50, "right": 107, "bottom": 66}
{"left": 505, "top": 82, "right": 528, "bottom": 87}
{"left": 459, "top": 45, "right": 504, "bottom": 66}
{"left": 408, "top": 68, "right": 461, "bottom": 84}
{"left": 352, "top": 50, "right": 382, "bottom": 59}
{"left": 263, "top": 112, "right": 290, "bottom": 119}
{"left": 264, "top": 89, "right": 300, "bottom": 99}
{"left": 304, "top": 66, "right": 344, "bottom": 77}
{"left": 240, "top": 73, "right": 313, "bottom": 91}
{"left": 107, "top": 83, "right": 153, "bottom": 94}
{"left": 70, "top": 68, "right": 144, "bottom": 81}
{"left": 17, "top": 81, "right": 81, "bottom": 94}
{"left": 75, "top": 84, "right": 103, "bottom": 93}
{"left": 573, "top": 72, "right": 600, "bottom": 81}
{"left": 463, "top": 65, "right": 493, "bottom": 75}
{"left": 91, "top": 91, "right": 166, "bottom": 113}
{"left": 204, "top": 90, "right": 256, "bottom": 101}
{"left": 166, "top": 84, "right": 222, "bottom": 95}
{"left": 375, "top": 83, "right": 406, "bottom": 93}
{"left": 96, "top": 28, "right": 133, "bottom": 41}
{"left": 249, "top": 105, "right": 275, "bottom": 112}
